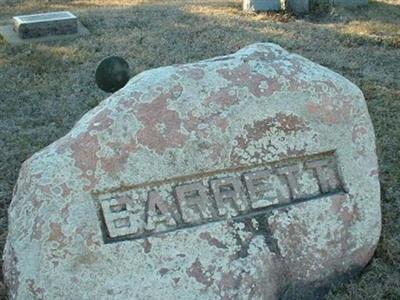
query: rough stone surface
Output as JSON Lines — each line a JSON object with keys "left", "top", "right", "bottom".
{"left": 3, "top": 43, "right": 381, "bottom": 300}
{"left": 243, "top": 0, "right": 281, "bottom": 11}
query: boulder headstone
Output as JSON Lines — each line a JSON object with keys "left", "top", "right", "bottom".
{"left": 3, "top": 43, "right": 381, "bottom": 299}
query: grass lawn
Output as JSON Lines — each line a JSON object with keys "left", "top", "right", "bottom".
{"left": 0, "top": 0, "right": 399, "bottom": 298}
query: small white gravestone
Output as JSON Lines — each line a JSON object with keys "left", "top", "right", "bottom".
{"left": 0, "top": 11, "right": 89, "bottom": 44}
{"left": 13, "top": 11, "right": 78, "bottom": 39}
{"left": 243, "top": 0, "right": 281, "bottom": 11}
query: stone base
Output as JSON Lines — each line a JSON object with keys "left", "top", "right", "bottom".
{"left": 334, "top": 0, "right": 368, "bottom": 7}
{"left": 242, "top": 0, "right": 368, "bottom": 13}
{"left": 16, "top": 19, "right": 78, "bottom": 39}
{"left": 243, "top": 0, "right": 281, "bottom": 11}
{"left": 0, "top": 21, "right": 89, "bottom": 45}
{"left": 287, "top": 0, "right": 310, "bottom": 14}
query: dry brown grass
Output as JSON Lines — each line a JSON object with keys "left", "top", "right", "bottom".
{"left": 0, "top": 0, "right": 399, "bottom": 298}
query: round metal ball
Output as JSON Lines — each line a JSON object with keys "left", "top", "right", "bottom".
{"left": 95, "top": 56, "right": 130, "bottom": 93}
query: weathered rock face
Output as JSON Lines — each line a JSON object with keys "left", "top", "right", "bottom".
{"left": 3, "top": 43, "right": 381, "bottom": 299}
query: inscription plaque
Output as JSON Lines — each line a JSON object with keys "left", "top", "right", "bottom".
{"left": 96, "top": 151, "right": 345, "bottom": 242}
{"left": 13, "top": 11, "right": 78, "bottom": 39}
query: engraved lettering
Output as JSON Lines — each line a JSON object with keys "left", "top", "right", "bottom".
{"left": 97, "top": 151, "right": 346, "bottom": 242}
{"left": 113, "top": 217, "right": 130, "bottom": 229}
{"left": 145, "top": 191, "right": 177, "bottom": 231}
{"left": 176, "top": 182, "right": 213, "bottom": 223}
{"left": 101, "top": 196, "right": 143, "bottom": 238}
{"left": 305, "top": 159, "right": 340, "bottom": 193}
{"left": 276, "top": 164, "right": 301, "bottom": 201}
{"left": 211, "top": 177, "right": 247, "bottom": 217}
{"left": 244, "top": 170, "right": 279, "bottom": 208}
{"left": 110, "top": 203, "right": 126, "bottom": 213}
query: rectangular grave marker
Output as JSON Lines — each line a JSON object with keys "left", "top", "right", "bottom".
{"left": 0, "top": 11, "right": 89, "bottom": 44}
{"left": 13, "top": 11, "right": 78, "bottom": 39}
{"left": 243, "top": 0, "right": 281, "bottom": 11}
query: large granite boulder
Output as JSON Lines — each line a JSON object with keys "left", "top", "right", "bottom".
{"left": 3, "top": 43, "right": 381, "bottom": 299}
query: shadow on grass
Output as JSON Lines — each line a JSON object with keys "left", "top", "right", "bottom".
{"left": 308, "top": 1, "right": 400, "bottom": 47}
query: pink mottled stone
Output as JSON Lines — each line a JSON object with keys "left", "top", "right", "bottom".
{"left": 3, "top": 43, "right": 380, "bottom": 299}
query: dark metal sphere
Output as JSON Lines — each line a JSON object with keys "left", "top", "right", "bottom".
{"left": 95, "top": 56, "right": 130, "bottom": 93}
